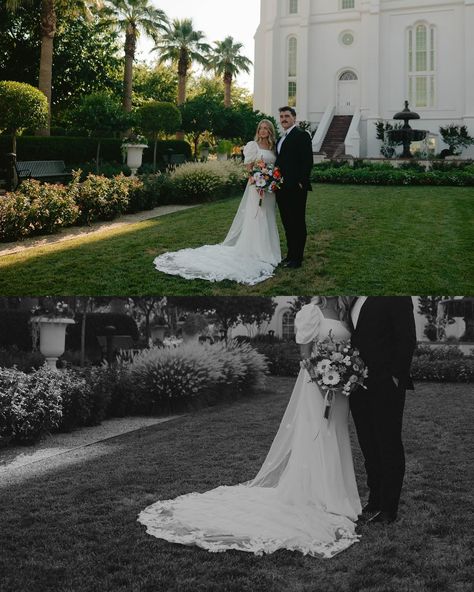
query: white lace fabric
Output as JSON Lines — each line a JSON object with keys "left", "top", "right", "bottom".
{"left": 138, "top": 305, "right": 362, "bottom": 558}
{"left": 153, "top": 142, "right": 281, "bottom": 285}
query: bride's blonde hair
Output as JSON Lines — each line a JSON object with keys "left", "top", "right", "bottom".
{"left": 311, "top": 296, "right": 352, "bottom": 324}
{"left": 254, "top": 119, "right": 276, "bottom": 152}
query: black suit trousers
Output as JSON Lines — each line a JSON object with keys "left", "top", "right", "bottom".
{"left": 276, "top": 186, "right": 308, "bottom": 263}
{"left": 349, "top": 378, "right": 406, "bottom": 516}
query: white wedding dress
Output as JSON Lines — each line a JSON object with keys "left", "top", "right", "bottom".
{"left": 153, "top": 141, "right": 281, "bottom": 285}
{"left": 138, "top": 304, "right": 362, "bottom": 558}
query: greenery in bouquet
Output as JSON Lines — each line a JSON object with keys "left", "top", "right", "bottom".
{"left": 301, "top": 331, "right": 368, "bottom": 418}
{"left": 249, "top": 160, "right": 283, "bottom": 205}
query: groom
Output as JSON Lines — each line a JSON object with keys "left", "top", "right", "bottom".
{"left": 275, "top": 106, "right": 314, "bottom": 269}
{"left": 350, "top": 297, "right": 417, "bottom": 524}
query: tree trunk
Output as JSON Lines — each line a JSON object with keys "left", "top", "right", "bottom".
{"left": 37, "top": 0, "right": 56, "bottom": 136}
{"left": 224, "top": 72, "right": 232, "bottom": 108}
{"left": 80, "top": 299, "right": 89, "bottom": 367}
{"left": 177, "top": 74, "right": 186, "bottom": 106}
{"left": 177, "top": 52, "right": 188, "bottom": 105}
{"left": 12, "top": 133, "right": 16, "bottom": 155}
{"left": 123, "top": 27, "right": 136, "bottom": 112}
{"left": 153, "top": 137, "right": 158, "bottom": 172}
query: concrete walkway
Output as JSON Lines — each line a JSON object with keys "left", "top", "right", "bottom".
{"left": 0, "top": 204, "right": 197, "bottom": 257}
{"left": 0, "top": 415, "right": 182, "bottom": 485}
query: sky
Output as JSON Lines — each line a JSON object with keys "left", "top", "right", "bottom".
{"left": 136, "top": 0, "right": 261, "bottom": 90}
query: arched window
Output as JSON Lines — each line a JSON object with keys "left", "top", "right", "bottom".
{"left": 341, "top": 0, "right": 355, "bottom": 9}
{"left": 407, "top": 23, "right": 436, "bottom": 107}
{"left": 281, "top": 310, "right": 296, "bottom": 341}
{"left": 289, "top": 0, "right": 298, "bottom": 14}
{"left": 288, "top": 36, "right": 297, "bottom": 107}
{"left": 339, "top": 71, "right": 358, "bottom": 81}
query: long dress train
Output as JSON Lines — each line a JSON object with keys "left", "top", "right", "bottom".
{"left": 138, "top": 304, "right": 362, "bottom": 558}
{"left": 153, "top": 142, "right": 281, "bottom": 285}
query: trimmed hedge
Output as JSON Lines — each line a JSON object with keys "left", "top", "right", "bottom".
{"left": 311, "top": 163, "right": 474, "bottom": 186}
{"left": 411, "top": 357, "right": 474, "bottom": 382}
{"left": 0, "top": 310, "right": 33, "bottom": 350}
{"left": 0, "top": 135, "right": 191, "bottom": 165}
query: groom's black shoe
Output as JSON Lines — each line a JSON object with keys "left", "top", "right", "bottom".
{"left": 279, "top": 257, "right": 290, "bottom": 266}
{"left": 366, "top": 510, "right": 397, "bottom": 525}
{"left": 361, "top": 502, "right": 380, "bottom": 516}
{"left": 286, "top": 260, "right": 302, "bottom": 269}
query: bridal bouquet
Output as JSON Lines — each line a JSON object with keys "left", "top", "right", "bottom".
{"left": 300, "top": 331, "right": 368, "bottom": 420}
{"left": 249, "top": 160, "right": 283, "bottom": 206}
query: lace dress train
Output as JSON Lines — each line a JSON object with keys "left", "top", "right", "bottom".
{"left": 138, "top": 305, "right": 362, "bottom": 558}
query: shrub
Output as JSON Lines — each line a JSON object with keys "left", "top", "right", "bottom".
{"left": 413, "top": 344, "right": 467, "bottom": 360}
{"left": 0, "top": 192, "right": 33, "bottom": 242}
{"left": 127, "top": 340, "right": 268, "bottom": 414}
{"left": 0, "top": 347, "right": 44, "bottom": 372}
{"left": 0, "top": 367, "right": 22, "bottom": 445}
{"left": 411, "top": 357, "right": 474, "bottom": 382}
{"left": 75, "top": 173, "right": 132, "bottom": 224}
{"left": 251, "top": 340, "right": 301, "bottom": 376}
{"left": 127, "top": 173, "right": 164, "bottom": 212}
{"left": 167, "top": 160, "right": 246, "bottom": 203}
{"left": 9, "top": 366, "right": 63, "bottom": 444}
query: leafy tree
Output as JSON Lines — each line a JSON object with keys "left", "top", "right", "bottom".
{"left": 439, "top": 124, "right": 474, "bottom": 156}
{"left": 208, "top": 36, "right": 252, "bottom": 108}
{"left": 5, "top": 0, "right": 102, "bottom": 135}
{"left": 0, "top": 80, "right": 48, "bottom": 152}
{"left": 153, "top": 18, "right": 210, "bottom": 105}
{"left": 67, "top": 91, "right": 131, "bottom": 170}
{"left": 167, "top": 297, "right": 277, "bottom": 340}
{"left": 179, "top": 94, "right": 221, "bottom": 156}
{"left": 132, "top": 63, "right": 178, "bottom": 106}
{"left": 0, "top": 1, "right": 122, "bottom": 117}
{"left": 138, "top": 101, "right": 181, "bottom": 170}
{"left": 103, "top": 0, "right": 168, "bottom": 112}
{"left": 375, "top": 120, "right": 404, "bottom": 158}
{"left": 128, "top": 297, "right": 166, "bottom": 344}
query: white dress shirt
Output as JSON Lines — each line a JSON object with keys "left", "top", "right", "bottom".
{"left": 351, "top": 297, "right": 368, "bottom": 329}
{"left": 277, "top": 124, "right": 297, "bottom": 153}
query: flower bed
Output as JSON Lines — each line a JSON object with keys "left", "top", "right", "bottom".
{"left": 0, "top": 160, "right": 247, "bottom": 242}
{"left": 0, "top": 340, "right": 268, "bottom": 447}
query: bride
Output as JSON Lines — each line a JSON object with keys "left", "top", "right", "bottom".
{"left": 153, "top": 120, "right": 281, "bottom": 285}
{"left": 138, "top": 297, "right": 362, "bottom": 558}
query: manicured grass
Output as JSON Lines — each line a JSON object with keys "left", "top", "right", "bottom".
{"left": 0, "top": 184, "right": 472, "bottom": 295}
{"left": 0, "top": 378, "right": 472, "bottom": 592}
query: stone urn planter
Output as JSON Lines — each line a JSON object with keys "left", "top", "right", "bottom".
{"left": 31, "top": 317, "right": 75, "bottom": 369}
{"left": 123, "top": 143, "right": 148, "bottom": 176}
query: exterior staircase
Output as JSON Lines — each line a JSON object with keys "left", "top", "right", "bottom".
{"left": 320, "top": 115, "right": 353, "bottom": 158}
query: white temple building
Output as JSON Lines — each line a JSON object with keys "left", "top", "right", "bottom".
{"left": 253, "top": 0, "right": 474, "bottom": 158}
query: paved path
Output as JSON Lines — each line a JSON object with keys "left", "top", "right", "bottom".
{"left": 0, "top": 204, "right": 197, "bottom": 257}
{"left": 0, "top": 415, "right": 182, "bottom": 485}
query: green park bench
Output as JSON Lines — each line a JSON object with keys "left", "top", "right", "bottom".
{"left": 15, "top": 160, "right": 73, "bottom": 185}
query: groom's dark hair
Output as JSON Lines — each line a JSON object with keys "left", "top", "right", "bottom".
{"left": 279, "top": 106, "right": 297, "bottom": 117}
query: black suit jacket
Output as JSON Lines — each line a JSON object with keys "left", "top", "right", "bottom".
{"left": 351, "top": 297, "right": 417, "bottom": 390}
{"left": 275, "top": 127, "right": 313, "bottom": 191}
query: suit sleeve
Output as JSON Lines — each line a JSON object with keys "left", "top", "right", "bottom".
{"left": 389, "top": 297, "right": 417, "bottom": 382}
{"left": 297, "top": 131, "right": 314, "bottom": 188}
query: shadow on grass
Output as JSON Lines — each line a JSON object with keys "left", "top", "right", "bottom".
{"left": 0, "top": 378, "right": 473, "bottom": 592}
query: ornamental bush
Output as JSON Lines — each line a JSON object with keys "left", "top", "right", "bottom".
{"left": 411, "top": 357, "right": 474, "bottom": 382}
{"left": 0, "top": 192, "right": 33, "bottom": 242}
{"left": 126, "top": 340, "right": 268, "bottom": 414}
{"left": 75, "top": 173, "right": 134, "bottom": 224}
{"left": 167, "top": 160, "right": 246, "bottom": 203}
{"left": 8, "top": 366, "right": 63, "bottom": 444}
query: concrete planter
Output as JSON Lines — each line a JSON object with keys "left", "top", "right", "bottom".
{"left": 123, "top": 144, "right": 148, "bottom": 176}
{"left": 31, "top": 317, "right": 75, "bottom": 370}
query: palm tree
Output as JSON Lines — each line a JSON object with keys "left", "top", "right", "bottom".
{"left": 103, "top": 0, "right": 168, "bottom": 112}
{"left": 6, "top": 0, "right": 102, "bottom": 136}
{"left": 153, "top": 18, "right": 210, "bottom": 106}
{"left": 208, "top": 36, "right": 252, "bottom": 107}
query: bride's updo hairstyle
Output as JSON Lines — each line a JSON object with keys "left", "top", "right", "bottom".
{"left": 311, "top": 296, "right": 352, "bottom": 325}
{"left": 255, "top": 119, "right": 276, "bottom": 152}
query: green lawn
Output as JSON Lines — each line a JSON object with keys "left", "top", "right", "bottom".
{"left": 0, "top": 378, "right": 472, "bottom": 592}
{"left": 0, "top": 184, "right": 472, "bottom": 295}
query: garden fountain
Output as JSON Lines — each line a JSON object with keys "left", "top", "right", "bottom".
{"left": 386, "top": 101, "right": 428, "bottom": 158}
